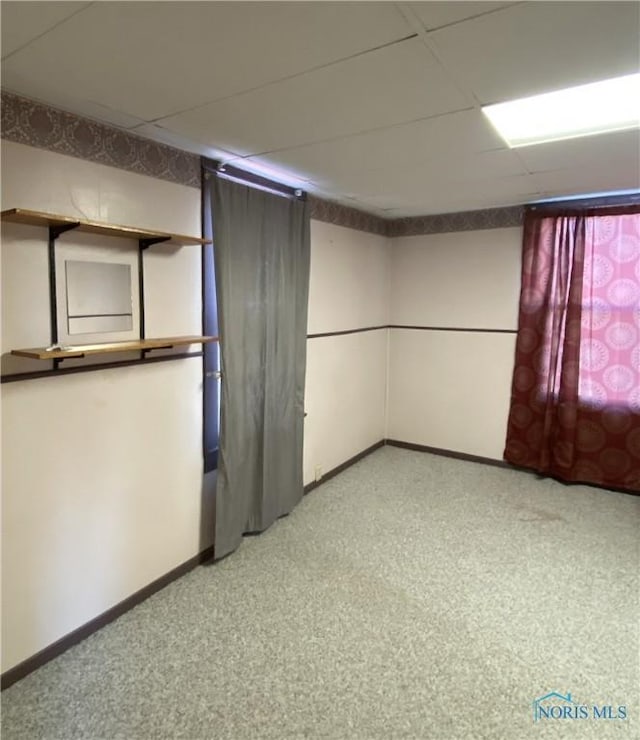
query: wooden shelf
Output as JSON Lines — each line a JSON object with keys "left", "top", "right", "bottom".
{"left": 1, "top": 208, "right": 211, "bottom": 247}
{"left": 11, "top": 336, "right": 218, "bottom": 360}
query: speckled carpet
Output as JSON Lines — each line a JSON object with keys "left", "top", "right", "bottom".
{"left": 2, "top": 446, "right": 639, "bottom": 739}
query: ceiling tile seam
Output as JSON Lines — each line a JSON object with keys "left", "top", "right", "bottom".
{"left": 394, "top": 3, "right": 483, "bottom": 110}
{"left": 130, "top": 121, "right": 240, "bottom": 160}
{"left": 142, "top": 128, "right": 249, "bottom": 166}
{"left": 419, "top": 2, "right": 526, "bottom": 33}
{"left": 74, "top": 96, "right": 146, "bottom": 128}
{"left": 0, "top": 1, "right": 95, "bottom": 63}
{"left": 229, "top": 105, "right": 477, "bottom": 161}
{"left": 269, "top": 143, "right": 518, "bottom": 194}
{"left": 147, "top": 33, "right": 420, "bottom": 125}
{"left": 396, "top": 2, "right": 536, "bottom": 180}
{"left": 509, "top": 150, "right": 536, "bottom": 177}
{"left": 403, "top": 2, "right": 603, "bottom": 182}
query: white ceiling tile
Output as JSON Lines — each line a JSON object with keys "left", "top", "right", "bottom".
{"left": 380, "top": 189, "right": 533, "bottom": 216}
{"left": 532, "top": 166, "right": 640, "bottom": 196}
{"left": 354, "top": 174, "right": 540, "bottom": 214}
{"left": 131, "top": 123, "right": 238, "bottom": 161}
{"left": 246, "top": 108, "right": 506, "bottom": 181}
{"left": 1, "top": 2, "right": 414, "bottom": 121}
{"left": 430, "top": 2, "right": 640, "bottom": 104}
{"left": 516, "top": 129, "right": 640, "bottom": 174}
{"left": 306, "top": 186, "right": 391, "bottom": 217}
{"left": 408, "top": 2, "right": 515, "bottom": 30}
{"left": 0, "top": 1, "right": 91, "bottom": 59}
{"left": 309, "top": 148, "right": 528, "bottom": 197}
{"left": 160, "top": 38, "right": 469, "bottom": 155}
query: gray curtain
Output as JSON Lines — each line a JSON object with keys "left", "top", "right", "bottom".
{"left": 211, "top": 175, "right": 310, "bottom": 559}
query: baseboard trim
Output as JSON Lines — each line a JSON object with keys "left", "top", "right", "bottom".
{"left": 304, "top": 440, "right": 385, "bottom": 494}
{"left": 384, "top": 439, "right": 513, "bottom": 470}
{"left": 1, "top": 545, "right": 214, "bottom": 691}
{"left": 385, "top": 439, "right": 640, "bottom": 495}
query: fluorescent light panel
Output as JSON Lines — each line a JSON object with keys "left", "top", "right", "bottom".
{"left": 482, "top": 73, "right": 640, "bottom": 148}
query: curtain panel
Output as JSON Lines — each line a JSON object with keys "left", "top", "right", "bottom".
{"left": 504, "top": 206, "right": 640, "bottom": 492}
{"left": 211, "top": 176, "right": 311, "bottom": 558}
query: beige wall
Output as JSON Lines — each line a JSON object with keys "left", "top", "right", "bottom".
{"left": 304, "top": 220, "right": 389, "bottom": 483}
{"left": 386, "top": 228, "right": 522, "bottom": 459}
{"left": 307, "top": 220, "right": 389, "bottom": 333}
{"left": 1, "top": 141, "right": 209, "bottom": 672}
{"left": 390, "top": 228, "right": 521, "bottom": 329}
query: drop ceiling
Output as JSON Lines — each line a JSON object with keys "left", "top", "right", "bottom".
{"left": 2, "top": 1, "right": 639, "bottom": 217}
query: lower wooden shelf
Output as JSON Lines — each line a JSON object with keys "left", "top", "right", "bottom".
{"left": 11, "top": 335, "right": 218, "bottom": 360}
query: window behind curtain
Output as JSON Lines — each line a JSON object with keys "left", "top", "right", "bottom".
{"left": 504, "top": 205, "right": 640, "bottom": 492}
{"left": 202, "top": 171, "right": 220, "bottom": 472}
{"left": 579, "top": 213, "right": 639, "bottom": 410}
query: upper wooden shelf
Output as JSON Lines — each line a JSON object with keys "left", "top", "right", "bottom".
{"left": 1, "top": 209, "right": 211, "bottom": 247}
{"left": 11, "top": 335, "right": 218, "bottom": 360}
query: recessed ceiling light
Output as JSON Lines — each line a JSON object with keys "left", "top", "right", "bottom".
{"left": 482, "top": 73, "right": 640, "bottom": 148}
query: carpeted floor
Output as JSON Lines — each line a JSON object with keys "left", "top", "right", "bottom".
{"left": 2, "top": 446, "right": 639, "bottom": 739}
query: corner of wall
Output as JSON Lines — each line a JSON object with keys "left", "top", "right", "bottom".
{"left": 383, "top": 232, "right": 392, "bottom": 440}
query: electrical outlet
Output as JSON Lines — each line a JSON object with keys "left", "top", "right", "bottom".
{"left": 314, "top": 465, "right": 323, "bottom": 482}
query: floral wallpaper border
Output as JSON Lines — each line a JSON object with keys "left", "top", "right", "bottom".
{"left": 1, "top": 91, "right": 201, "bottom": 188}
{"left": 388, "top": 205, "right": 524, "bottom": 237}
{"left": 1, "top": 91, "right": 524, "bottom": 235}
{"left": 307, "top": 196, "right": 389, "bottom": 236}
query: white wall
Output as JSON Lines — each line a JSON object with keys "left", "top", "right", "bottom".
{"left": 1, "top": 141, "right": 210, "bottom": 672}
{"left": 303, "top": 220, "right": 389, "bottom": 483}
{"left": 386, "top": 227, "right": 521, "bottom": 459}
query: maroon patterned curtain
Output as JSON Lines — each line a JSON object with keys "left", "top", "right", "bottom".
{"left": 504, "top": 206, "right": 640, "bottom": 492}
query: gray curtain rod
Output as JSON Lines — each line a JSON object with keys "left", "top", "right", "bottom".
{"left": 201, "top": 157, "right": 305, "bottom": 200}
